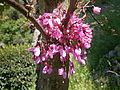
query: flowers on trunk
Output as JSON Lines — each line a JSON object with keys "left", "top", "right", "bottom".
{"left": 29, "top": 5, "right": 101, "bottom": 78}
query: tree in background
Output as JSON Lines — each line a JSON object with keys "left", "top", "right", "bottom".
{"left": 2, "top": 0, "right": 101, "bottom": 90}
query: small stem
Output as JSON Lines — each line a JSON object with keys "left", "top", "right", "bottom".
{"left": 79, "top": 1, "right": 91, "bottom": 19}
{"left": 4, "top": 0, "right": 49, "bottom": 40}
{"left": 62, "top": 0, "right": 77, "bottom": 28}
{"left": 87, "top": 8, "right": 103, "bottom": 30}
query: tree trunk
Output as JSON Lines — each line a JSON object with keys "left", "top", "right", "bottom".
{"left": 35, "top": 0, "right": 70, "bottom": 90}
{"left": 36, "top": 54, "right": 69, "bottom": 90}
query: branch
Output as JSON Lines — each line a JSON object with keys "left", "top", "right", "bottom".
{"left": 62, "top": 0, "right": 77, "bottom": 28}
{"left": 4, "top": 0, "right": 48, "bottom": 40}
{"left": 87, "top": 8, "right": 103, "bottom": 30}
{"left": 22, "top": 0, "right": 28, "bottom": 4}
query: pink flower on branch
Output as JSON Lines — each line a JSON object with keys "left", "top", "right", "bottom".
{"left": 28, "top": 46, "right": 40, "bottom": 57}
{"left": 58, "top": 68, "right": 67, "bottom": 79}
{"left": 69, "top": 61, "right": 75, "bottom": 75}
{"left": 42, "top": 65, "right": 53, "bottom": 74}
{"left": 93, "top": 6, "right": 101, "bottom": 15}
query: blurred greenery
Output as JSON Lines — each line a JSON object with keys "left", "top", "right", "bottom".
{"left": 69, "top": 0, "right": 120, "bottom": 90}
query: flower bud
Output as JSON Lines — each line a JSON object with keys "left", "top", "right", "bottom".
{"left": 93, "top": 6, "right": 101, "bottom": 15}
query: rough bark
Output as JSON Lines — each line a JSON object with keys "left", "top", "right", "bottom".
{"left": 35, "top": 1, "right": 70, "bottom": 90}
{"left": 36, "top": 54, "right": 69, "bottom": 90}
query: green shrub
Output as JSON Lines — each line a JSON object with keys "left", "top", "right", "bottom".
{"left": 0, "top": 44, "right": 36, "bottom": 90}
{"left": 0, "top": 18, "right": 33, "bottom": 45}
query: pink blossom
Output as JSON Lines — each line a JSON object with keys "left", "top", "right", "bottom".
{"left": 69, "top": 61, "right": 75, "bottom": 74}
{"left": 54, "top": 18, "right": 61, "bottom": 24}
{"left": 47, "top": 67, "right": 53, "bottom": 74}
{"left": 35, "top": 57, "right": 41, "bottom": 64}
{"left": 82, "top": 24, "right": 89, "bottom": 29}
{"left": 42, "top": 65, "right": 52, "bottom": 74}
{"left": 28, "top": 47, "right": 35, "bottom": 52}
{"left": 58, "top": 68, "right": 67, "bottom": 79}
{"left": 62, "top": 72, "right": 67, "bottom": 79}
{"left": 60, "top": 49, "right": 66, "bottom": 58}
{"left": 93, "top": 6, "right": 101, "bottom": 15}
{"left": 51, "top": 29, "right": 63, "bottom": 39}
{"left": 49, "top": 44, "right": 59, "bottom": 53}
{"left": 28, "top": 46, "right": 40, "bottom": 57}
{"left": 42, "top": 66, "right": 48, "bottom": 74}
{"left": 58, "top": 68, "right": 64, "bottom": 75}
{"left": 34, "top": 46, "right": 40, "bottom": 56}
{"left": 77, "top": 56, "right": 86, "bottom": 65}
{"left": 84, "top": 43, "right": 91, "bottom": 49}
{"left": 65, "top": 46, "right": 71, "bottom": 53}
{"left": 48, "top": 20, "right": 53, "bottom": 28}
{"left": 41, "top": 56, "right": 46, "bottom": 61}
{"left": 79, "top": 31, "right": 85, "bottom": 37}
{"left": 43, "top": 19, "right": 49, "bottom": 25}
{"left": 79, "top": 59, "right": 86, "bottom": 65}
{"left": 47, "top": 51, "right": 54, "bottom": 59}
{"left": 53, "top": 8, "right": 59, "bottom": 16}
{"left": 75, "top": 48, "right": 81, "bottom": 55}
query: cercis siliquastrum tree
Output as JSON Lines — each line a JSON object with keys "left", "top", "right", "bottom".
{"left": 29, "top": 0, "right": 101, "bottom": 90}
{"left": 29, "top": 0, "right": 101, "bottom": 76}
{"left": 3, "top": 0, "right": 101, "bottom": 90}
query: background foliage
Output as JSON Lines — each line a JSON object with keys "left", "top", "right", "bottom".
{"left": 0, "top": 7, "right": 32, "bottom": 45}
{"left": 69, "top": 0, "right": 120, "bottom": 90}
{"left": 0, "top": 44, "right": 36, "bottom": 90}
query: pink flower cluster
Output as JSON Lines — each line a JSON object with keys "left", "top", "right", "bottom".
{"left": 29, "top": 7, "right": 95, "bottom": 78}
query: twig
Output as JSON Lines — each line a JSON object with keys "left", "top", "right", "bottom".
{"left": 23, "top": 0, "right": 28, "bottom": 4}
{"left": 62, "top": 0, "right": 77, "bottom": 28}
{"left": 87, "top": 8, "right": 103, "bottom": 30}
{"left": 4, "top": 0, "right": 48, "bottom": 40}
{"left": 106, "top": 70, "right": 120, "bottom": 77}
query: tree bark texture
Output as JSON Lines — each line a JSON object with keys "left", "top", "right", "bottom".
{"left": 36, "top": 54, "right": 69, "bottom": 90}
{"left": 35, "top": 0, "right": 70, "bottom": 90}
